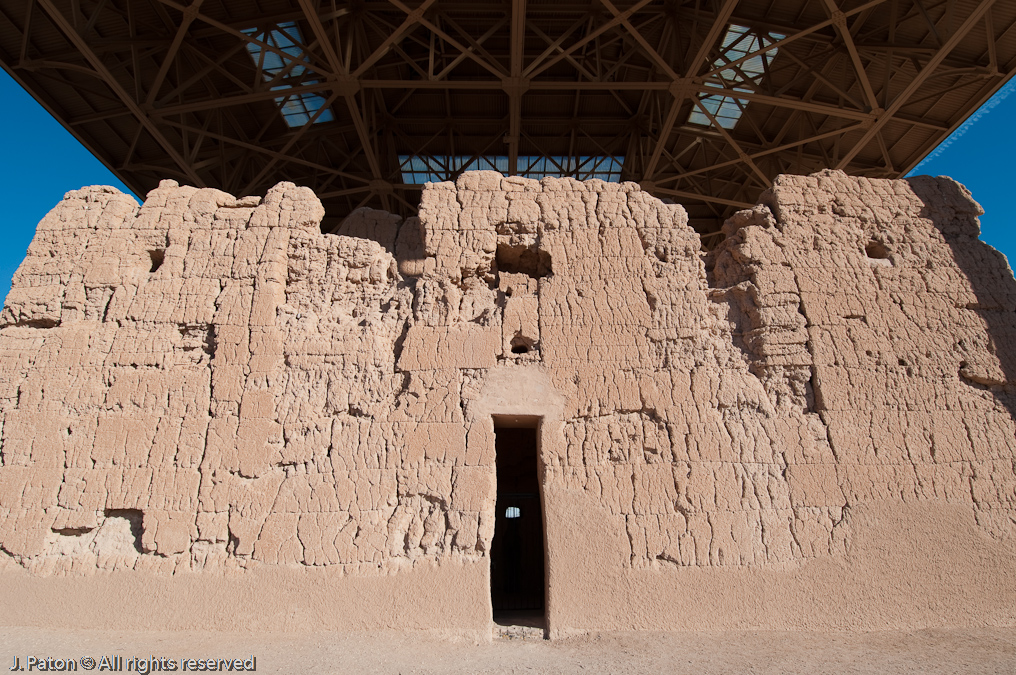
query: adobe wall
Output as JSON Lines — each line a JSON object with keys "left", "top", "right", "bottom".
{"left": 0, "top": 170, "right": 1013, "bottom": 635}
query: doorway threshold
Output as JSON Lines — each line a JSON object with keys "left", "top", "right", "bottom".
{"left": 493, "top": 610, "right": 547, "bottom": 640}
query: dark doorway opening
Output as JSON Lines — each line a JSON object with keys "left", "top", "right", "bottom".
{"left": 490, "top": 418, "right": 546, "bottom": 629}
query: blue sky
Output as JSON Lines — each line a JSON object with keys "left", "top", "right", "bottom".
{"left": 0, "top": 69, "right": 1013, "bottom": 303}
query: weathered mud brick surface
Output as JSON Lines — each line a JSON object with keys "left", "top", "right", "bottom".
{"left": 0, "top": 168, "right": 1014, "bottom": 629}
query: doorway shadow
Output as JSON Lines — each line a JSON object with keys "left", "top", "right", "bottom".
{"left": 490, "top": 420, "right": 546, "bottom": 633}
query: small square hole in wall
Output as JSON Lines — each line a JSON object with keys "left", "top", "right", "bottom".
{"left": 496, "top": 243, "right": 551, "bottom": 279}
{"left": 510, "top": 334, "right": 536, "bottom": 355}
{"left": 864, "top": 240, "right": 893, "bottom": 267}
{"left": 865, "top": 240, "right": 889, "bottom": 260}
{"left": 149, "top": 250, "right": 165, "bottom": 273}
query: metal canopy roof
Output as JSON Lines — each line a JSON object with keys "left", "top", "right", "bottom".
{"left": 1, "top": 0, "right": 1014, "bottom": 236}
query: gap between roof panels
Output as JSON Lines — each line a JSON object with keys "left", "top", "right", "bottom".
{"left": 242, "top": 21, "right": 334, "bottom": 128}
{"left": 690, "top": 24, "right": 784, "bottom": 130}
{"left": 398, "top": 155, "right": 625, "bottom": 184}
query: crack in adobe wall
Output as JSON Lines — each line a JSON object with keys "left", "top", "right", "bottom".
{"left": 703, "top": 200, "right": 849, "bottom": 564}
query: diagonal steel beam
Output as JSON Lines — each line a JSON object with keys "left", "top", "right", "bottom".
{"left": 653, "top": 187, "right": 754, "bottom": 209}
{"left": 525, "top": 0, "right": 657, "bottom": 79}
{"left": 295, "top": 0, "right": 385, "bottom": 185}
{"left": 912, "top": 0, "right": 943, "bottom": 46}
{"left": 345, "top": 90, "right": 384, "bottom": 179}
{"left": 985, "top": 9, "right": 998, "bottom": 72}
{"left": 157, "top": 118, "right": 370, "bottom": 183}
{"left": 316, "top": 185, "right": 373, "bottom": 199}
{"left": 150, "top": 81, "right": 333, "bottom": 116}
{"left": 836, "top": 0, "right": 998, "bottom": 169}
{"left": 686, "top": 0, "right": 740, "bottom": 75}
{"left": 145, "top": 0, "right": 204, "bottom": 106}
{"left": 432, "top": 18, "right": 505, "bottom": 80}
{"left": 820, "top": 0, "right": 879, "bottom": 110}
{"left": 153, "top": 0, "right": 328, "bottom": 78}
{"left": 16, "top": 58, "right": 103, "bottom": 77}
{"left": 438, "top": 13, "right": 509, "bottom": 76}
{"left": 240, "top": 90, "right": 342, "bottom": 195}
{"left": 297, "top": 0, "right": 346, "bottom": 75}
{"left": 644, "top": 0, "right": 739, "bottom": 179}
{"left": 414, "top": 15, "right": 507, "bottom": 78}
{"left": 688, "top": 85, "right": 873, "bottom": 120}
{"left": 352, "top": 0, "right": 439, "bottom": 77}
{"left": 699, "top": 0, "right": 890, "bottom": 79}
{"left": 659, "top": 122, "right": 866, "bottom": 184}
{"left": 36, "top": 0, "right": 204, "bottom": 186}
{"left": 522, "top": 13, "right": 586, "bottom": 77}
{"left": 778, "top": 47, "right": 864, "bottom": 110}
{"left": 155, "top": 41, "right": 250, "bottom": 106}
{"left": 19, "top": 0, "right": 34, "bottom": 64}
{"left": 689, "top": 96, "right": 770, "bottom": 187}
{"left": 598, "top": 0, "right": 678, "bottom": 80}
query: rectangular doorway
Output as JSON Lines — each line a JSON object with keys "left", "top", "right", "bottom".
{"left": 490, "top": 417, "right": 546, "bottom": 628}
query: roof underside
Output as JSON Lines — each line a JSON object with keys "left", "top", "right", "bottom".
{"left": 1, "top": 0, "right": 1014, "bottom": 237}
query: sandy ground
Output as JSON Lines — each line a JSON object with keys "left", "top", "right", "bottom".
{"left": 2, "top": 625, "right": 1015, "bottom": 674}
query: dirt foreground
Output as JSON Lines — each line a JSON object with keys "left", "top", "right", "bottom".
{"left": 2, "top": 625, "right": 1015, "bottom": 674}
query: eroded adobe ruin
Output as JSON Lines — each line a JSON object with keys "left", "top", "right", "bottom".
{"left": 0, "top": 170, "right": 1014, "bottom": 635}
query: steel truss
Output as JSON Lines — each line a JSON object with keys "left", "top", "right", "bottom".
{"left": 1, "top": 0, "right": 1014, "bottom": 233}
